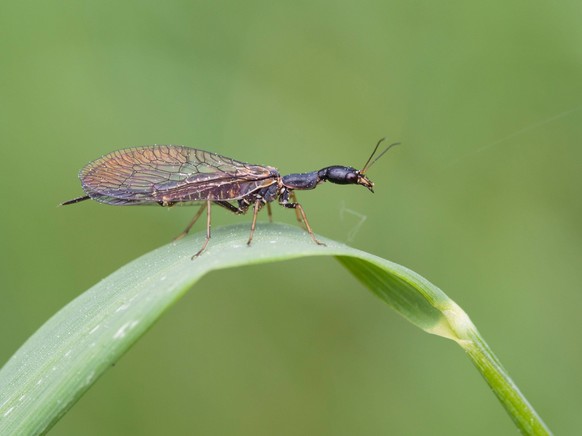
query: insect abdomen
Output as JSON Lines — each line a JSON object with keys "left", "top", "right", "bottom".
{"left": 155, "top": 178, "right": 279, "bottom": 203}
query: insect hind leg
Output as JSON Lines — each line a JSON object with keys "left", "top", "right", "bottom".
{"left": 174, "top": 203, "right": 207, "bottom": 242}
{"left": 192, "top": 200, "right": 212, "bottom": 259}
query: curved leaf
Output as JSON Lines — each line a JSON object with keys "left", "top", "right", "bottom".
{"left": 0, "top": 224, "right": 550, "bottom": 435}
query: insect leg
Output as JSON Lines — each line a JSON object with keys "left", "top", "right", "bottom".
{"left": 290, "top": 191, "right": 305, "bottom": 227}
{"left": 266, "top": 202, "right": 273, "bottom": 223}
{"left": 192, "top": 200, "right": 212, "bottom": 259}
{"left": 214, "top": 200, "right": 246, "bottom": 214}
{"left": 247, "top": 200, "right": 262, "bottom": 246}
{"left": 279, "top": 196, "right": 325, "bottom": 246}
{"left": 293, "top": 203, "right": 326, "bottom": 246}
{"left": 174, "top": 203, "right": 207, "bottom": 241}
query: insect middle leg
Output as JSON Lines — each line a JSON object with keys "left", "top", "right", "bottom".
{"left": 213, "top": 200, "right": 246, "bottom": 214}
{"left": 213, "top": 199, "right": 267, "bottom": 246}
{"left": 266, "top": 202, "right": 273, "bottom": 223}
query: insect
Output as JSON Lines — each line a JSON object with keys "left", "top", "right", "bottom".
{"left": 62, "top": 139, "right": 399, "bottom": 258}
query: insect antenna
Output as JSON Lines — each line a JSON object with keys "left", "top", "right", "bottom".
{"left": 361, "top": 138, "right": 401, "bottom": 174}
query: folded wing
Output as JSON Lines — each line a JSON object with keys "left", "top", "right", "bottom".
{"left": 79, "top": 145, "right": 279, "bottom": 205}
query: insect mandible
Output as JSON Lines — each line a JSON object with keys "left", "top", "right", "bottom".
{"left": 61, "top": 138, "right": 399, "bottom": 258}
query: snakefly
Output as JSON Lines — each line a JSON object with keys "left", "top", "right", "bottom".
{"left": 61, "top": 139, "right": 399, "bottom": 258}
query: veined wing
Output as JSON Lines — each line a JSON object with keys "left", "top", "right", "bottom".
{"left": 79, "top": 145, "right": 279, "bottom": 205}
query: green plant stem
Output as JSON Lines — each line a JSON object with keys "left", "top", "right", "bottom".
{"left": 461, "top": 327, "right": 550, "bottom": 435}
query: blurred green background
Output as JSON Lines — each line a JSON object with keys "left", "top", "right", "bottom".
{"left": 1, "top": 0, "right": 580, "bottom": 434}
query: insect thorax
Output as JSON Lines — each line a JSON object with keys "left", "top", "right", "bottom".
{"left": 281, "top": 171, "right": 320, "bottom": 190}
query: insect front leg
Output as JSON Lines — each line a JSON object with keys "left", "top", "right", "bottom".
{"left": 279, "top": 191, "right": 326, "bottom": 246}
{"left": 174, "top": 203, "right": 207, "bottom": 241}
{"left": 192, "top": 200, "right": 212, "bottom": 259}
{"left": 290, "top": 191, "right": 305, "bottom": 228}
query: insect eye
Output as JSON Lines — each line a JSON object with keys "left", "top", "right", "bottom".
{"left": 346, "top": 172, "right": 358, "bottom": 182}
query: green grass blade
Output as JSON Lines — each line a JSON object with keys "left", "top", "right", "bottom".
{"left": 0, "top": 224, "right": 551, "bottom": 435}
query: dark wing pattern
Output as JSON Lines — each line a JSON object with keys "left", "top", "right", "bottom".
{"left": 79, "top": 145, "right": 279, "bottom": 205}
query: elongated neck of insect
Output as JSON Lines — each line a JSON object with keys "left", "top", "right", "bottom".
{"left": 281, "top": 171, "right": 320, "bottom": 190}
